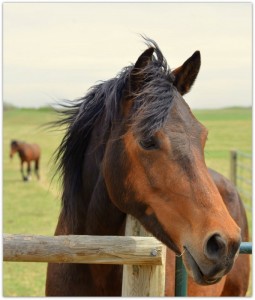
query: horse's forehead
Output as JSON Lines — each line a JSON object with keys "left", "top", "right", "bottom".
{"left": 163, "top": 95, "right": 207, "bottom": 151}
{"left": 167, "top": 95, "right": 198, "bottom": 129}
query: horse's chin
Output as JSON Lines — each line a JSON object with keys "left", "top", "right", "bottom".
{"left": 183, "top": 247, "right": 223, "bottom": 286}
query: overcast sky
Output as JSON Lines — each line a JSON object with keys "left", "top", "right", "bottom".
{"left": 3, "top": 2, "right": 252, "bottom": 109}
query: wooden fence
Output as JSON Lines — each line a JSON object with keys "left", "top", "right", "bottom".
{"left": 3, "top": 215, "right": 167, "bottom": 296}
{"left": 3, "top": 215, "right": 253, "bottom": 296}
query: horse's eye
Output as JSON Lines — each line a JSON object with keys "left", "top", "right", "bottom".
{"left": 139, "top": 137, "right": 158, "bottom": 150}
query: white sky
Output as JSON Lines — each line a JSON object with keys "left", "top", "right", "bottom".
{"left": 3, "top": 2, "right": 252, "bottom": 109}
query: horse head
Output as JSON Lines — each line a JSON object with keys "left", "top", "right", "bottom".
{"left": 10, "top": 140, "right": 18, "bottom": 159}
{"left": 102, "top": 41, "right": 241, "bottom": 285}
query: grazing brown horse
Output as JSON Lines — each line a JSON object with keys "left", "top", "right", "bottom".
{"left": 46, "top": 38, "right": 249, "bottom": 296}
{"left": 10, "top": 140, "right": 40, "bottom": 181}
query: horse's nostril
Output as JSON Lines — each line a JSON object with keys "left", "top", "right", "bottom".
{"left": 204, "top": 233, "right": 227, "bottom": 260}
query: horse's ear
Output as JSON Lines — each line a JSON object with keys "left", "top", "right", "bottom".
{"left": 129, "top": 47, "right": 154, "bottom": 91}
{"left": 134, "top": 47, "right": 154, "bottom": 71}
{"left": 172, "top": 51, "right": 201, "bottom": 95}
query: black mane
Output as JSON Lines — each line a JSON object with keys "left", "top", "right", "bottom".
{"left": 54, "top": 38, "right": 175, "bottom": 230}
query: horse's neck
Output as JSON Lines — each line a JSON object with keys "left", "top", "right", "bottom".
{"left": 17, "top": 145, "right": 25, "bottom": 158}
{"left": 78, "top": 118, "right": 126, "bottom": 236}
{"left": 17, "top": 142, "right": 24, "bottom": 148}
{"left": 85, "top": 173, "right": 126, "bottom": 236}
{"left": 17, "top": 143, "right": 25, "bottom": 154}
{"left": 57, "top": 113, "right": 126, "bottom": 237}
{"left": 57, "top": 164, "right": 125, "bottom": 237}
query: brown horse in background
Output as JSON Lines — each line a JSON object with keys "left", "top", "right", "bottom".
{"left": 10, "top": 140, "right": 40, "bottom": 181}
{"left": 46, "top": 38, "right": 249, "bottom": 296}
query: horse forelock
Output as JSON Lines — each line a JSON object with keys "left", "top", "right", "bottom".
{"left": 129, "top": 38, "right": 175, "bottom": 139}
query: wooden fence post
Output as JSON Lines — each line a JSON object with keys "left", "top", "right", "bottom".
{"left": 122, "top": 215, "right": 166, "bottom": 296}
{"left": 230, "top": 150, "right": 237, "bottom": 185}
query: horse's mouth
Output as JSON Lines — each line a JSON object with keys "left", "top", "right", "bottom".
{"left": 183, "top": 247, "right": 222, "bottom": 286}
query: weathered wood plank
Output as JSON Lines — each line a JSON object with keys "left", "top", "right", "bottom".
{"left": 122, "top": 215, "right": 166, "bottom": 296}
{"left": 3, "top": 234, "right": 163, "bottom": 265}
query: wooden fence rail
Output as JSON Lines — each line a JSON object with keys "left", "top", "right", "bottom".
{"left": 3, "top": 233, "right": 164, "bottom": 266}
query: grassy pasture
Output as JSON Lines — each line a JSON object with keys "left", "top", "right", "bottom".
{"left": 3, "top": 108, "right": 62, "bottom": 296}
{"left": 3, "top": 107, "right": 252, "bottom": 296}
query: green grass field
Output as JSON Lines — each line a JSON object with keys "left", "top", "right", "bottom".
{"left": 3, "top": 107, "right": 252, "bottom": 296}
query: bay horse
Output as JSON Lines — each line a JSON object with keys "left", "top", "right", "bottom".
{"left": 10, "top": 140, "right": 40, "bottom": 181}
{"left": 46, "top": 38, "right": 249, "bottom": 296}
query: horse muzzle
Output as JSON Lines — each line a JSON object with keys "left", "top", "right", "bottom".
{"left": 183, "top": 233, "right": 241, "bottom": 285}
